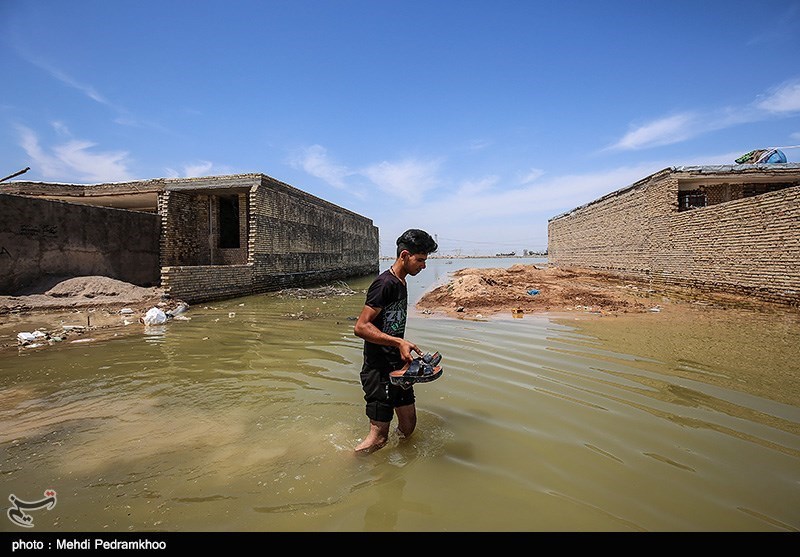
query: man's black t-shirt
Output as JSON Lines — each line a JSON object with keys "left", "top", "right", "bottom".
{"left": 362, "top": 269, "right": 407, "bottom": 373}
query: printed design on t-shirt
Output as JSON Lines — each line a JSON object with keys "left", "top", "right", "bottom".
{"left": 382, "top": 297, "right": 407, "bottom": 337}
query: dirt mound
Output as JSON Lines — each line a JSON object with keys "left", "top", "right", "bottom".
{"left": 0, "top": 275, "right": 184, "bottom": 354}
{"left": 417, "top": 265, "right": 665, "bottom": 319}
{"left": 44, "top": 276, "right": 160, "bottom": 300}
{"left": 1, "top": 276, "right": 164, "bottom": 313}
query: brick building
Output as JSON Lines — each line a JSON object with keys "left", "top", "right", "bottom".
{"left": 547, "top": 164, "right": 800, "bottom": 306}
{"left": 1, "top": 173, "right": 379, "bottom": 303}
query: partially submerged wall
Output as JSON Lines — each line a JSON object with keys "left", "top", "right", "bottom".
{"left": 161, "top": 174, "right": 379, "bottom": 303}
{"left": 548, "top": 168, "right": 800, "bottom": 306}
{"left": 0, "top": 193, "right": 160, "bottom": 293}
{"left": 2, "top": 172, "right": 380, "bottom": 303}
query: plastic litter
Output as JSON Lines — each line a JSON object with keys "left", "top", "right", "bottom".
{"left": 17, "top": 331, "right": 42, "bottom": 344}
{"left": 143, "top": 307, "right": 167, "bottom": 325}
{"left": 166, "top": 302, "right": 189, "bottom": 318}
{"left": 527, "top": 289, "right": 540, "bottom": 295}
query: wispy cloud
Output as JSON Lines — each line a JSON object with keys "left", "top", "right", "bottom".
{"left": 18, "top": 49, "right": 165, "bottom": 130}
{"left": 360, "top": 158, "right": 442, "bottom": 204}
{"left": 608, "top": 78, "right": 800, "bottom": 151}
{"left": 375, "top": 161, "right": 666, "bottom": 254}
{"left": 467, "top": 139, "right": 492, "bottom": 151}
{"left": 16, "top": 124, "right": 133, "bottom": 183}
{"left": 292, "top": 144, "right": 442, "bottom": 203}
{"left": 756, "top": 79, "right": 800, "bottom": 113}
{"left": 746, "top": 4, "right": 799, "bottom": 46}
{"left": 518, "top": 168, "right": 544, "bottom": 185}
{"left": 24, "top": 55, "right": 116, "bottom": 109}
{"left": 291, "top": 145, "right": 354, "bottom": 191}
{"left": 608, "top": 113, "right": 699, "bottom": 151}
{"left": 164, "top": 161, "right": 228, "bottom": 178}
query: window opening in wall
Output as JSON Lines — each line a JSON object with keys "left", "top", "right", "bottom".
{"left": 678, "top": 190, "right": 707, "bottom": 211}
{"left": 678, "top": 181, "right": 797, "bottom": 211}
{"left": 219, "top": 195, "right": 240, "bottom": 248}
{"left": 742, "top": 183, "right": 790, "bottom": 197}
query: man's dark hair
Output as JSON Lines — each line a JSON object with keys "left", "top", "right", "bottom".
{"left": 396, "top": 229, "right": 438, "bottom": 257}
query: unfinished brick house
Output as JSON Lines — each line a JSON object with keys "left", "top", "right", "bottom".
{"left": 547, "top": 163, "right": 800, "bottom": 306}
{"left": 0, "top": 173, "right": 379, "bottom": 303}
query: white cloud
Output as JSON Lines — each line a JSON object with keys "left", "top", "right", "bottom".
{"left": 292, "top": 144, "right": 441, "bottom": 204}
{"left": 291, "top": 145, "right": 352, "bottom": 190}
{"left": 373, "top": 162, "right": 668, "bottom": 255}
{"left": 360, "top": 158, "right": 441, "bottom": 204}
{"left": 165, "top": 161, "right": 234, "bottom": 178}
{"left": 609, "top": 113, "right": 698, "bottom": 151}
{"left": 518, "top": 168, "right": 544, "bottom": 185}
{"left": 756, "top": 79, "right": 800, "bottom": 113}
{"left": 16, "top": 124, "right": 133, "bottom": 183}
{"left": 182, "top": 161, "right": 214, "bottom": 177}
{"left": 607, "top": 78, "right": 800, "bottom": 152}
{"left": 21, "top": 52, "right": 163, "bottom": 131}
{"left": 468, "top": 139, "right": 492, "bottom": 151}
{"left": 25, "top": 56, "right": 114, "bottom": 108}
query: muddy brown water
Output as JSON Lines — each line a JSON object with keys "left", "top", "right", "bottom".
{"left": 1, "top": 258, "right": 798, "bottom": 532}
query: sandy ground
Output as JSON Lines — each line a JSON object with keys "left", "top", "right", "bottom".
{"left": 415, "top": 263, "right": 779, "bottom": 320}
{"left": 0, "top": 276, "right": 185, "bottom": 353}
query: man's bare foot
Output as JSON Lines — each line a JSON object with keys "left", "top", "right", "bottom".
{"left": 354, "top": 438, "right": 386, "bottom": 455}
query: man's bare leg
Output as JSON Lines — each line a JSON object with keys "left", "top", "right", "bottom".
{"left": 395, "top": 403, "right": 417, "bottom": 440}
{"left": 355, "top": 419, "right": 391, "bottom": 454}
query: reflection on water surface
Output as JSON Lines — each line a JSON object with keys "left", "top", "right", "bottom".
{"left": 1, "top": 258, "right": 798, "bottom": 532}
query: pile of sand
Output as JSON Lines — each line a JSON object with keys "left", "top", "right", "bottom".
{"left": 415, "top": 264, "right": 765, "bottom": 319}
{"left": 0, "top": 275, "right": 183, "bottom": 353}
{"left": 1, "top": 275, "right": 165, "bottom": 314}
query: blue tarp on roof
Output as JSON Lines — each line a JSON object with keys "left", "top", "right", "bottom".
{"left": 735, "top": 148, "right": 787, "bottom": 164}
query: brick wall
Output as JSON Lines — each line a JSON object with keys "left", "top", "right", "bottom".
{"left": 0, "top": 193, "right": 160, "bottom": 293}
{"left": 162, "top": 175, "right": 379, "bottom": 303}
{"left": 548, "top": 168, "right": 800, "bottom": 306}
{"left": 2, "top": 173, "right": 379, "bottom": 303}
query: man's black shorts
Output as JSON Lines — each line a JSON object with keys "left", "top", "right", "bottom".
{"left": 360, "top": 366, "right": 415, "bottom": 422}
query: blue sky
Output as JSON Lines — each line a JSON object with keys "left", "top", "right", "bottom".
{"left": 2, "top": 1, "right": 799, "bottom": 256}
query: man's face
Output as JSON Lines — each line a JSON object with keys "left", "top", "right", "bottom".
{"left": 402, "top": 251, "right": 428, "bottom": 276}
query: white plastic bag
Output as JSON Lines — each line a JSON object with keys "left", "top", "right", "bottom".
{"left": 143, "top": 307, "right": 167, "bottom": 325}
{"left": 17, "top": 332, "right": 37, "bottom": 343}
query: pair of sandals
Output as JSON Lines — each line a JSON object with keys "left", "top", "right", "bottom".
{"left": 389, "top": 351, "right": 443, "bottom": 389}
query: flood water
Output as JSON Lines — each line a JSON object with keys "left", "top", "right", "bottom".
{"left": 1, "top": 257, "right": 799, "bottom": 532}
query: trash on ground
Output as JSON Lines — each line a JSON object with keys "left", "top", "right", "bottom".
{"left": 527, "top": 289, "right": 540, "bottom": 295}
{"left": 166, "top": 302, "right": 189, "bottom": 318}
{"left": 17, "top": 331, "right": 46, "bottom": 344}
{"left": 275, "top": 281, "right": 357, "bottom": 299}
{"left": 142, "top": 307, "right": 167, "bottom": 325}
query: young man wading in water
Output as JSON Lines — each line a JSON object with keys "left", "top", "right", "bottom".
{"left": 354, "top": 229, "right": 438, "bottom": 454}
